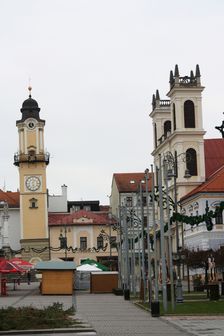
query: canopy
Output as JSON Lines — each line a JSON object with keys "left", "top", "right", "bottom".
{"left": 81, "top": 258, "right": 109, "bottom": 271}
{"left": 76, "top": 264, "right": 102, "bottom": 272}
{"left": 9, "top": 258, "right": 33, "bottom": 270}
{"left": 0, "top": 260, "right": 24, "bottom": 274}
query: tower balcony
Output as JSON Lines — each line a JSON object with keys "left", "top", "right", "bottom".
{"left": 14, "top": 152, "right": 50, "bottom": 166}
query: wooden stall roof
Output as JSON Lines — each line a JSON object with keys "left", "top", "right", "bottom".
{"left": 35, "top": 261, "right": 76, "bottom": 270}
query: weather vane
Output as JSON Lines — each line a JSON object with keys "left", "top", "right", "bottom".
{"left": 215, "top": 113, "right": 224, "bottom": 138}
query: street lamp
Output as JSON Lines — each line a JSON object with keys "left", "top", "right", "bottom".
{"left": 163, "top": 151, "right": 191, "bottom": 303}
{"left": 145, "top": 168, "right": 152, "bottom": 306}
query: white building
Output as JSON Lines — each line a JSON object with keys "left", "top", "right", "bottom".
{"left": 150, "top": 64, "right": 224, "bottom": 252}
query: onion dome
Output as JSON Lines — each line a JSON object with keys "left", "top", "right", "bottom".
{"left": 17, "top": 86, "right": 44, "bottom": 123}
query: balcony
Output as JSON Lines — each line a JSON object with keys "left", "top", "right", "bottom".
{"left": 14, "top": 152, "right": 50, "bottom": 166}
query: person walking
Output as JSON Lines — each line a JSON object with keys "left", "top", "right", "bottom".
{"left": 27, "top": 269, "right": 31, "bottom": 285}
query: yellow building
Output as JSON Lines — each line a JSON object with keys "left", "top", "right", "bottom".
{"left": 48, "top": 209, "right": 118, "bottom": 268}
{"left": 14, "top": 87, "right": 50, "bottom": 260}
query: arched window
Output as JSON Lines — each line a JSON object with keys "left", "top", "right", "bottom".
{"left": 184, "top": 100, "right": 195, "bottom": 128}
{"left": 154, "top": 123, "right": 157, "bottom": 148}
{"left": 164, "top": 120, "right": 171, "bottom": 139}
{"left": 186, "top": 148, "right": 197, "bottom": 176}
{"left": 215, "top": 207, "right": 223, "bottom": 224}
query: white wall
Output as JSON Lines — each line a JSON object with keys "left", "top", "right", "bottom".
{"left": 48, "top": 184, "right": 68, "bottom": 212}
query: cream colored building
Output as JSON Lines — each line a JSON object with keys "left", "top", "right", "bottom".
{"left": 49, "top": 209, "right": 118, "bottom": 267}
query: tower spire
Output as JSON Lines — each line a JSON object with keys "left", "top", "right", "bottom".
{"left": 169, "top": 70, "right": 174, "bottom": 83}
{"left": 28, "top": 85, "right": 32, "bottom": 98}
{"left": 195, "top": 64, "right": 201, "bottom": 77}
{"left": 152, "top": 94, "right": 156, "bottom": 109}
{"left": 174, "top": 64, "right": 179, "bottom": 77}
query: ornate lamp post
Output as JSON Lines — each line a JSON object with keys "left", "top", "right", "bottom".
{"left": 163, "top": 151, "right": 191, "bottom": 303}
{"left": 145, "top": 168, "right": 152, "bottom": 305}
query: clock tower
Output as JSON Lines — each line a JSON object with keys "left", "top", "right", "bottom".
{"left": 14, "top": 87, "right": 50, "bottom": 260}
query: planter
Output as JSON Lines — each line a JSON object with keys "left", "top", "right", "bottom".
{"left": 123, "top": 289, "right": 130, "bottom": 300}
{"left": 208, "top": 284, "right": 219, "bottom": 300}
{"left": 112, "top": 288, "right": 123, "bottom": 296}
{"left": 151, "top": 301, "right": 160, "bottom": 317}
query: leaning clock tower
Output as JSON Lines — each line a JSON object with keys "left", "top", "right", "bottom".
{"left": 14, "top": 87, "right": 50, "bottom": 261}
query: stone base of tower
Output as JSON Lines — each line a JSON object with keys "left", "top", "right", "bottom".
{"left": 20, "top": 238, "right": 50, "bottom": 262}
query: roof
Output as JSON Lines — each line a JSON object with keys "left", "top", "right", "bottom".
{"left": 35, "top": 261, "right": 76, "bottom": 270}
{"left": 204, "top": 139, "right": 224, "bottom": 178}
{"left": 0, "top": 191, "right": 20, "bottom": 208}
{"left": 48, "top": 209, "right": 117, "bottom": 226}
{"left": 113, "top": 172, "right": 152, "bottom": 192}
{"left": 76, "top": 264, "right": 102, "bottom": 272}
{"left": 181, "top": 164, "right": 224, "bottom": 202}
{"left": 180, "top": 138, "right": 224, "bottom": 201}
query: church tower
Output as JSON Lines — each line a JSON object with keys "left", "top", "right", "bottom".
{"left": 150, "top": 65, "right": 206, "bottom": 199}
{"left": 14, "top": 87, "right": 50, "bottom": 260}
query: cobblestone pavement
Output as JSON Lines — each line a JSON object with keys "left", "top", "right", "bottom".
{"left": 76, "top": 291, "right": 190, "bottom": 336}
{"left": 1, "top": 282, "right": 224, "bottom": 336}
{"left": 163, "top": 316, "right": 224, "bottom": 336}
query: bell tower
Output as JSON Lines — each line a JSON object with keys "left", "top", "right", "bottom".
{"left": 14, "top": 87, "right": 50, "bottom": 260}
{"left": 150, "top": 65, "right": 206, "bottom": 200}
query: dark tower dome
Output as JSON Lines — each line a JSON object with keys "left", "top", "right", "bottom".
{"left": 21, "top": 96, "right": 40, "bottom": 111}
{"left": 17, "top": 86, "right": 45, "bottom": 124}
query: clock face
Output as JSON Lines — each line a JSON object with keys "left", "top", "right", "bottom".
{"left": 26, "top": 118, "right": 36, "bottom": 130}
{"left": 25, "top": 176, "right": 41, "bottom": 191}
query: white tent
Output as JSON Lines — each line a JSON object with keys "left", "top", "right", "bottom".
{"left": 76, "top": 264, "right": 102, "bottom": 272}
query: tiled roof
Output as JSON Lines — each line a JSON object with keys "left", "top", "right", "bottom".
{"left": 204, "top": 139, "right": 224, "bottom": 178}
{"left": 181, "top": 165, "right": 224, "bottom": 201}
{"left": 99, "top": 205, "right": 110, "bottom": 212}
{"left": 0, "top": 191, "right": 20, "bottom": 207}
{"left": 48, "top": 209, "right": 116, "bottom": 226}
{"left": 35, "top": 261, "right": 76, "bottom": 270}
{"left": 113, "top": 172, "right": 152, "bottom": 192}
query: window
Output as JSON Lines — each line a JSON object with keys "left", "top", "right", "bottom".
{"left": 29, "top": 198, "right": 38, "bottom": 208}
{"left": 84, "top": 205, "right": 91, "bottom": 211}
{"left": 173, "top": 104, "right": 176, "bottom": 130}
{"left": 184, "top": 100, "right": 195, "bottom": 128}
{"left": 164, "top": 120, "right": 171, "bottom": 139}
{"left": 215, "top": 208, "right": 223, "bottom": 224}
{"left": 71, "top": 205, "right": 80, "bottom": 212}
{"left": 154, "top": 124, "right": 157, "bottom": 148}
{"left": 80, "top": 237, "right": 87, "bottom": 250}
{"left": 126, "top": 196, "right": 132, "bottom": 207}
{"left": 97, "top": 236, "right": 104, "bottom": 249}
{"left": 186, "top": 148, "right": 197, "bottom": 176}
{"left": 110, "top": 236, "right": 117, "bottom": 248}
{"left": 174, "top": 151, "right": 178, "bottom": 178}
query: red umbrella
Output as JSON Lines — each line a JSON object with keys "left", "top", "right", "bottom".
{"left": 10, "top": 258, "right": 33, "bottom": 270}
{"left": 0, "top": 260, "right": 24, "bottom": 273}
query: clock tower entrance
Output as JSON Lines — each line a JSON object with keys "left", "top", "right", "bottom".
{"left": 14, "top": 87, "right": 50, "bottom": 260}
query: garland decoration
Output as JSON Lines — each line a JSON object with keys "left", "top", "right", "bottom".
{"left": 10, "top": 243, "right": 109, "bottom": 256}
{"left": 170, "top": 201, "right": 224, "bottom": 231}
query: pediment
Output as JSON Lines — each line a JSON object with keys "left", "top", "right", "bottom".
{"left": 73, "top": 216, "right": 93, "bottom": 224}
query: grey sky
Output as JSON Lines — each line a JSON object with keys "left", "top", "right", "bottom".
{"left": 1, "top": 0, "right": 224, "bottom": 204}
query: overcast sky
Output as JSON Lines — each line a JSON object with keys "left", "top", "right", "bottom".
{"left": 1, "top": 0, "right": 224, "bottom": 204}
